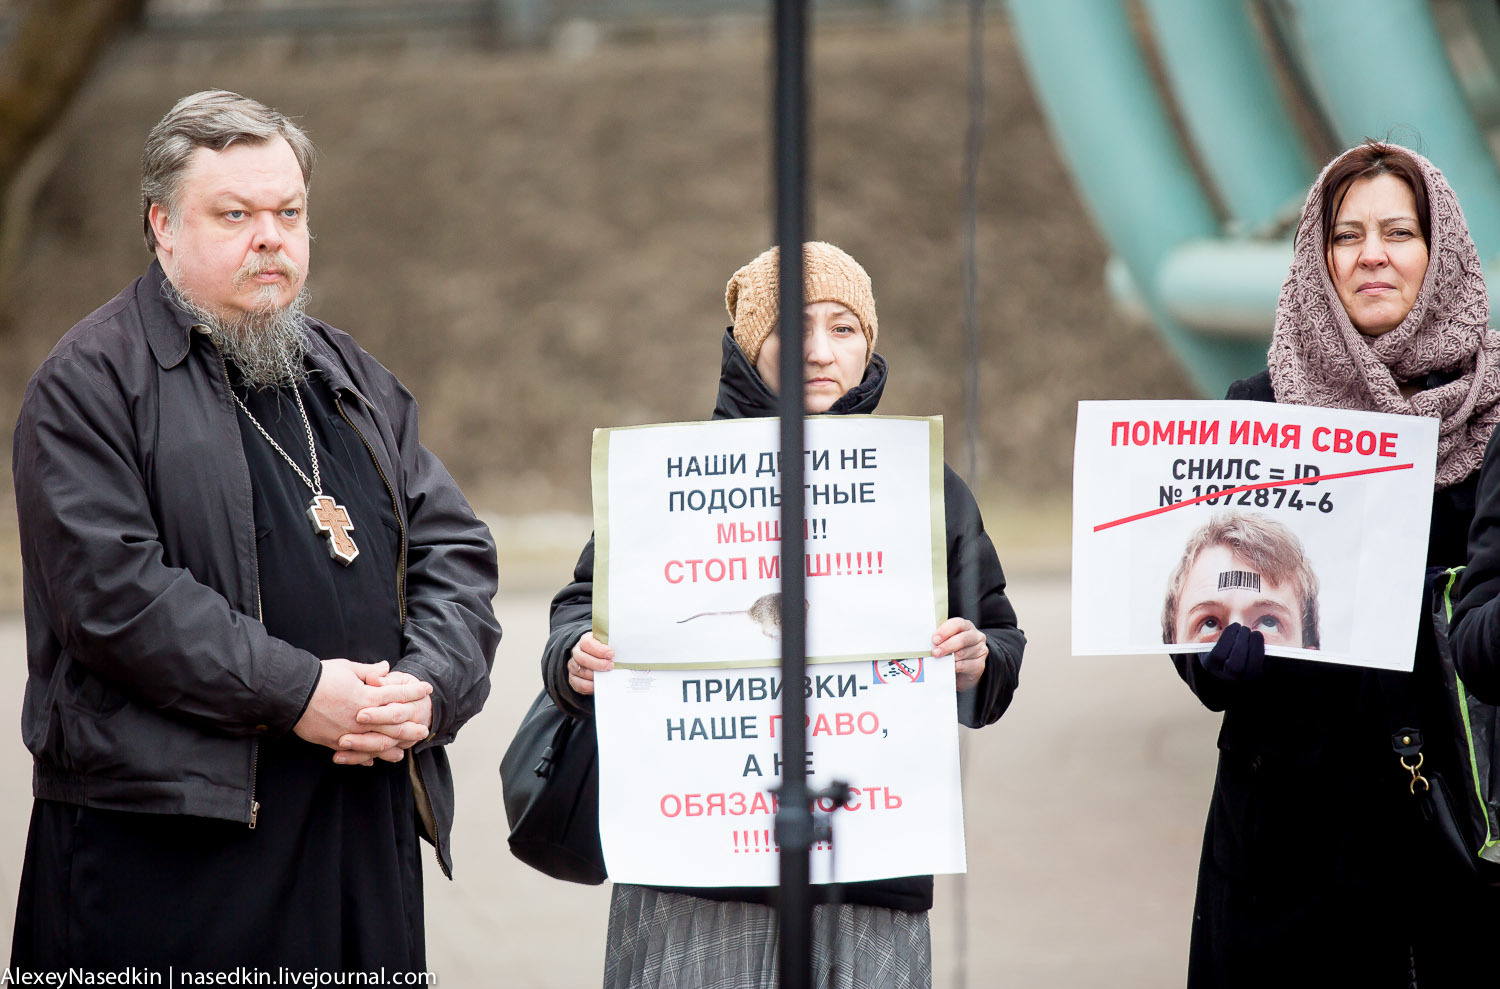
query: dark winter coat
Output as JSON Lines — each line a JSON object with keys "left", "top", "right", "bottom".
{"left": 1175, "top": 369, "right": 1496, "bottom": 989}
{"left": 540, "top": 329, "right": 1025, "bottom": 912}
{"left": 1450, "top": 427, "right": 1500, "bottom": 702}
{"left": 11, "top": 262, "right": 501, "bottom": 876}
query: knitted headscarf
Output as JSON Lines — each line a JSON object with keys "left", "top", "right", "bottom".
{"left": 1269, "top": 142, "right": 1500, "bottom": 488}
{"left": 725, "top": 242, "right": 878, "bottom": 367}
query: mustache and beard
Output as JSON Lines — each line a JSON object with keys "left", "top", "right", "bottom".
{"left": 166, "top": 252, "right": 312, "bottom": 390}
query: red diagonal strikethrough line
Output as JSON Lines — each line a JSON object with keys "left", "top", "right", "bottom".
{"left": 1092, "top": 462, "right": 1416, "bottom": 532}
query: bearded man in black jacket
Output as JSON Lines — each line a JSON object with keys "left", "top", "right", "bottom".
{"left": 9, "top": 90, "right": 499, "bottom": 972}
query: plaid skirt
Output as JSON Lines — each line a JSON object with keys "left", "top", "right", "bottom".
{"left": 602, "top": 884, "right": 932, "bottom": 989}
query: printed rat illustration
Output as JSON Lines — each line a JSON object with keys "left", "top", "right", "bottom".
{"left": 676, "top": 593, "right": 809, "bottom": 637}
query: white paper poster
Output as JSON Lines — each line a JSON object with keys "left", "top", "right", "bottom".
{"left": 593, "top": 415, "right": 946, "bottom": 669}
{"left": 593, "top": 658, "right": 966, "bottom": 887}
{"left": 590, "top": 414, "right": 967, "bottom": 886}
{"left": 1072, "top": 400, "right": 1438, "bottom": 671}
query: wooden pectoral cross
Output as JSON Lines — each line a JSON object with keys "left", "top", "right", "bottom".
{"left": 307, "top": 494, "right": 359, "bottom": 566}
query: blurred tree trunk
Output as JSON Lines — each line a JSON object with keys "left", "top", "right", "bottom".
{"left": 0, "top": 0, "right": 145, "bottom": 307}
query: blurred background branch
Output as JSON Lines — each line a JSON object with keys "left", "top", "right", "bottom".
{"left": 0, "top": 0, "right": 147, "bottom": 299}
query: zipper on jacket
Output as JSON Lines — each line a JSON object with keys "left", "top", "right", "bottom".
{"left": 333, "top": 395, "right": 444, "bottom": 869}
{"left": 334, "top": 395, "right": 407, "bottom": 625}
{"left": 209, "top": 337, "right": 264, "bottom": 829}
{"left": 409, "top": 754, "right": 448, "bottom": 877}
{"left": 248, "top": 748, "right": 260, "bottom": 830}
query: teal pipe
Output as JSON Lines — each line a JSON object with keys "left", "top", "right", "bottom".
{"left": 1156, "top": 239, "right": 1292, "bottom": 338}
{"left": 1140, "top": 0, "right": 1314, "bottom": 234}
{"left": 1455, "top": 0, "right": 1500, "bottom": 128}
{"left": 1007, "top": 0, "right": 1268, "bottom": 395}
{"left": 1287, "top": 0, "right": 1500, "bottom": 264}
{"left": 1148, "top": 240, "right": 1500, "bottom": 336}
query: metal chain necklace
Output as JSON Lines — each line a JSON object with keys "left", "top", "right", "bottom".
{"left": 231, "top": 383, "right": 360, "bottom": 566}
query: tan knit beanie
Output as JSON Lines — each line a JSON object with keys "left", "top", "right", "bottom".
{"left": 724, "top": 241, "right": 878, "bottom": 367}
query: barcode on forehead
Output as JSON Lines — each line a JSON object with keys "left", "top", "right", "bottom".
{"left": 1218, "top": 570, "right": 1261, "bottom": 592}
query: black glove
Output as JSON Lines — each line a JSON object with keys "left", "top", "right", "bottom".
{"left": 1196, "top": 622, "right": 1266, "bottom": 681}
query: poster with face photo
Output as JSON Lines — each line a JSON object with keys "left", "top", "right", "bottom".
{"left": 1071, "top": 400, "right": 1438, "bottom": 671}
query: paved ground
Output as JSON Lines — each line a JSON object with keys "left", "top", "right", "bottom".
{"left": 0, "top": 571, "right": 1220, "bottom": 987}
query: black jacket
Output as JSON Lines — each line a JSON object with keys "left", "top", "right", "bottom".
{"left": 1449, "top": 426, "right": 1500, "bottom": 702}
{"left": 540, "top": 329, "right": 1025, "bottom": 911}
{"left": 12, "top": 263, "right": 501, "bottom": 876}
{"left": 1176, "top": 369, "right": 1492, "bottom": 988}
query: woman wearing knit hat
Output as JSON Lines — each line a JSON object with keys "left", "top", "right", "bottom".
{"left": 1175, "top": 142, "right": 1500, "bottom": 987}
{"left": 539, "top": 241, "right": 1025, "bottom": 988}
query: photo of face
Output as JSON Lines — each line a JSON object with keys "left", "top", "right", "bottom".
{"left": 1173, "top": 544, "right": 1303, "bottom": 647}
{"left": 1161, "top": 511, "right": 1321, "bottom": 651}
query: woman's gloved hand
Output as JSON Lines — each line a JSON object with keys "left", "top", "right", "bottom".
{"left": 1195, "top": 622, "right": 1267, "bottom": 681}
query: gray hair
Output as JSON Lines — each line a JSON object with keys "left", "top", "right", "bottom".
{"left": 141, "top": 90, "right": 316, "bottom": 253}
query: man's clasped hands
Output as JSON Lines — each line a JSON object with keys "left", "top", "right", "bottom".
{"left": 293, "top": 659, "right": 433, "bottom": 766}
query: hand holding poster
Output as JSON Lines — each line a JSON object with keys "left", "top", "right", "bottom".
{"left": 590, "top": 414, "right": 967, "bottom": 887}
{"left": 1072, "top": 400, "right": 1438, "bottom": 671}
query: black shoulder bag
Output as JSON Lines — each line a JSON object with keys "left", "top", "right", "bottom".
{"left": 1385, "top": 566, "right": 1500, "bottom": 885}
{"left": 499, "top": 688, "right": 607, "bottom": 885}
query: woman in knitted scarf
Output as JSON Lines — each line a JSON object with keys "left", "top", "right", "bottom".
{"left": 1175, "top": 141, "right": 1500, "bottom": 988}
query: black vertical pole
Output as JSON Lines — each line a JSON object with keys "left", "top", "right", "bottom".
{"left": 961, "top": 0, "right": 984, "bottom": 489}
{"left": 954, "top": 3, "right": 985, "bottom": 984}
{"left": 772, "top": 0, "right": 811, "bottom": 986}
